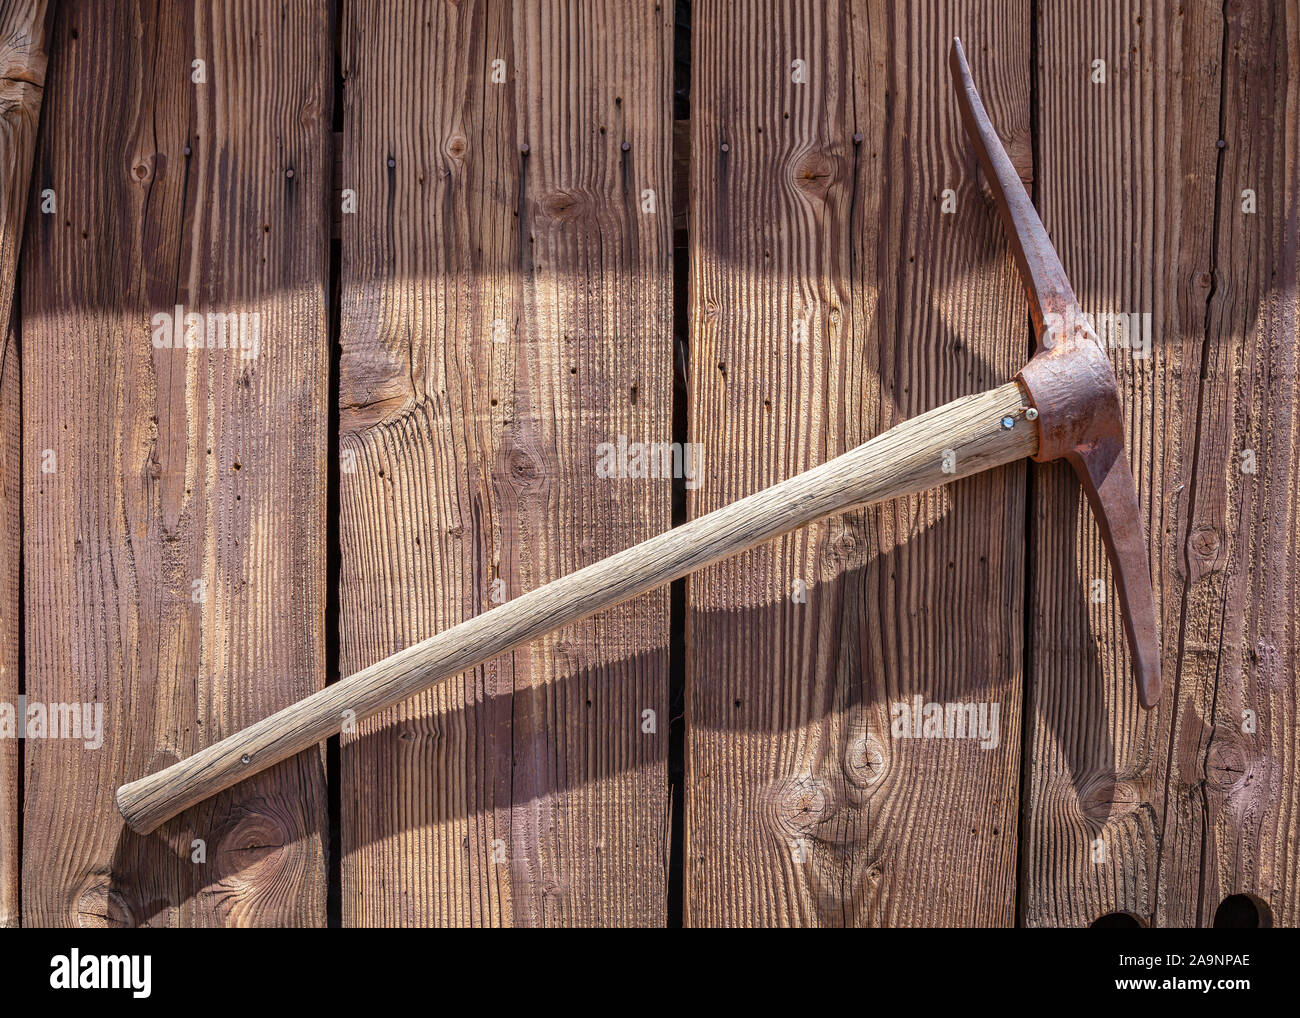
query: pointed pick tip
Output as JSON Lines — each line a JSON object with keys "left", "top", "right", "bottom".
{"left": 1128, "top": 559, "right": 1163, "bottom": 710}
{"left": 949, "top": 37, "right": 966, "bottom": 71}
{"left": 948, "top": 38, "right": 976, "bottom": 98}
{"left": 1138, "top": 663, "right": 1162, "bottom": 710}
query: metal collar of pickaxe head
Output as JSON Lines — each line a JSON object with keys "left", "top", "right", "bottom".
{"left": 950, "top": 38, "right": 1161, "bottom": 707}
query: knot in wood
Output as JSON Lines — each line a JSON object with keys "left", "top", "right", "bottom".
{"left": 1077, "top": 775, "right": 1138, "bottom": 822}
{"left": 790, "top": 149, "right": 837, "bottom": 200}
{"left": 1206, "top": 736, "right": 1252, "bottom": 793}
{"left": 498, "top": 432, "right": 551, "bottom": 495}
{"left": 219, "top": 813, "right": 289, "bottom": 873}
{"left": 821, "top": 522, "right": 864, "bottom": 571}
{"left": 539, "top": 187, "right": 593, "bottom": 224}
{"left": 1189, "top": 524, "right": 1221, "bottom": 561}
{"left": 75, "top": 876, "right": 136, "bottom": 928}
{"left": 507, "top": 445, "right": 542, "bottom": 482}
{"left": 445, "top": 134, "right": 467, "bottom": 160}
{"left": 843, "top": 732, "right": 887, "bottom": 790}
{"left": 769, "top": 773, "right": 832, "bottom": 837}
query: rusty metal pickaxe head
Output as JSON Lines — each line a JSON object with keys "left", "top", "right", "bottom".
{"left": 949, "top": 39, "right": 1161, "bottom": 708}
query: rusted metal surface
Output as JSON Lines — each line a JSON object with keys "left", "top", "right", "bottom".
{"left": 950, "top": 39, "right": 1161, "bottom": 708}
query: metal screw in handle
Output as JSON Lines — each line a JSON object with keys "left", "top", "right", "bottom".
{"left": 1002, "top": 407, "right": 1039, "bottom": 430}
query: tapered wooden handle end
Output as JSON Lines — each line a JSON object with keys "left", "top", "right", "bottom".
{"left": 115, "top": 740, "right": 273, "bottom": 836}
{"left": 116, "top": 777, "right": 162, "bottom": 836}
{"left": 115, "top": 683, "right": 349, "bottom": 834}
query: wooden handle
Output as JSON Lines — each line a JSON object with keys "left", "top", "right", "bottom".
{"left": 117, "top": 381, "right": 1037, "bottom": 833}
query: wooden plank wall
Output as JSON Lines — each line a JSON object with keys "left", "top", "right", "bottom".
{"left": 20, "top": 1, "right": 331, "bottom": 926}
{"left": 685, "top": 0, "right": 1031, "bottom": 925}
{"left": 3, "top": 0, "right": 1298, "bottom": 928}
{"left": 0, "top": 0, "right": 49, "bottom": 929}
{"left": 336, "top": 0, "right": 673, "bottom": 925}
{"left": 1023, "top": 0, "right": 1300, "bottom": 929}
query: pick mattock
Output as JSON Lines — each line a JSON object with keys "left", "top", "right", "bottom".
{"left": 117, "top": 39, "right": 1160, "bottom": 835}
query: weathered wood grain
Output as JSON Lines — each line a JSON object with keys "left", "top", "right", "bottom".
{"left": 337, "top": 0, "right": 673, "bottom": 926}
{"left": 1022, "top": 0, "right": 1299, "bottom": 928}
{"left": 686, "top": 0, "right": 1031, "bottom": 926}
{"left": 0, "top": 0, "right": 49, "bottom": 930}
{"left": 21, "top": 1, "right": 330, "bottom": 926}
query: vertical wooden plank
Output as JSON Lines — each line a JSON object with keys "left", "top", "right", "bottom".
{"left": 1178, "top": 0, "right": 1300, "bottom": 928}
{"left": 21, "top": 1, "right": 330, "bottom": 926}
{"left": 686, "top": 0, "right": 1029, "bottom": 926}
{"left": 0, "top": 0, "right": 49, "bottom": 929}
{"left": 1023, "top": 0, "right": 1300, "bottom": 928}
{"left": 0, "top": 314, "right": 16, "bottom": 928}
{"left": 1022, "top": 0, "right": 1217, "bottom": 928}
{"left": 338, "top": 1, "right": 673, "bottom": 925}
